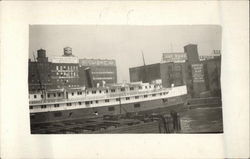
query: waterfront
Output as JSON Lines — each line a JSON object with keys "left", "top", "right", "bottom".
{"left": 31, "top": 99, "right": 223, "bottom": 134}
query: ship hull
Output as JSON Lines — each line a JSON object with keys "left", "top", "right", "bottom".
{"left": 30, "top": 95, "right": 187, "bottom": 124}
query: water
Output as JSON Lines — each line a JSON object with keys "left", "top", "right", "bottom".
{"left": 31, "top": 105, "right": 223, "bottom": 134}
{"left": 180, "top": 107, "right": 223, "bottom": 133}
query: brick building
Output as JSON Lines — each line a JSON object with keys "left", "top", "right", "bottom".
{"left": 129, "top": 44, "right": 221, "bottom": 98}
{"left": 202, "top": 57, "right": 221, "bottom": 97}
{"left": 79, "top": 58, "right": 117, "bottom": 88}
{"left": 29, "top": 47, "right": 118, "bottom": 90}
{"left": 29, "top": 47, "right": 81, "bottom": 91}
{"left": 129, "top": 62, "right": 185, "bottom": 88}
{"left": 50, "top": 47, "right": 80, "bottom": 89}
{"left": 28, "top": 49, "right": 53, "bottom": 91}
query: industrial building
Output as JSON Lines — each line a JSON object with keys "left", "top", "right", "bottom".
{"left": 29, "top": 47, "right": 80, "bottom": 91}
{"left": 28, "top": 49, "right": 53, "bottom": 91}
{"left": 50, "top": 47, "right": 80, "bottom": 89}
{"left": 129, "top": 62, "right": 185, "bottom": 88}
{"left": 28, "top": 47, "right": 118, "bottom": 91}
{"left": 79, "top": 58, "right": 117, "bottom": 88}
{"left": 129, "top": 44, "right": 221, "bottom": 98}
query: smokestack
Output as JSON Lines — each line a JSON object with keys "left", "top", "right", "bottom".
{"left": 84, "top": 67, "right": 94, "bottom": 88}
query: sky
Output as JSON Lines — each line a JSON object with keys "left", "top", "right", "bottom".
{"left": 29, "top": 25, "right": 222, "bottom": 82}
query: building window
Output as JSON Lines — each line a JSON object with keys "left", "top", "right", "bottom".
{"left": 90, "top": 101, "right": 93, "bottom": 104}
{"left": 58, "top": 93, "right": 61, "bottom": 97}
{"left": 108, "top": 107, "right": 115, "bottom": 111}
{"left": 95, "top": 100, "right": 99, "bottom": 104}
{"left": 41, "top": 105, "right": 46, "bottom": 109}
{"left": 111, "top": 89, "right": 115, "bottom": 92}
{"left": 160, "top": 93, "right": 162, "bottom": 96}
{"left": 130, "top": 87, "right": 134, "bottom": 90}
{"left": 30, "top": 106, "right": 33, "bottom": 109}
{"left": 135, "top": 96, "right": 139, "bottom": 99}
{"left": 92, "top": 90, "right": 96, "bottom": 94}
{"left": 72, "top": 92, "right": 74, "bottom": 96}
{"left": 85, "top": 101, "right": 89, "bottom": 105}
{"left": 152, "top": 94, "right": 156, "bottom": 97}
{"left": 105, "top": 99, "right": 109, "bottom": 103}
{"left": 78, "top": 102, "right": 82, "bottom": 105}
{"left": 106, "top": 90, "right": 108, "bottom": 93}
{"left": 99, "top": 90, "right": 102, "bottom": 93}
{"left": 54, "top": 93, "right": 56, "bottom": 97}
{"left": 144, "top": 95, "right": 148, "bottom": 98}
{"left": 134, "top": 103, "right": 140, "bottom": 108}
{"left": 126, "top": 97, "right": 130, "bottom": 100}
{"left": 139, "top": 86, "right": 142, "bottom": 89}
{"left": 47, "top": 94, "right": 50, "bottom": 98}
{"left": 54, "top": 104, "right": 59, "bottom": 107}
{"left": 121, "top": 88, "right": 125, "bottom": 91}
{"left": 116, "top": 98, "right": 120, "bottom": 101}
{"left": 67, "top": 103, "right": 72, "bottom": 106}
{"left": 34, "top": 95, "right": 37, "bottom": 98}
{"left": 41, "top": 95, "right": 43, "bottom": 98}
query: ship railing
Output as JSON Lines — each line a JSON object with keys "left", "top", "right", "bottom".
{"left": 29, "top": 87, "right": 171, "bottom": 105}
{"left": 29, "top": 98, "right": 75, "bottom": 104}
{"left": 107, "top": 88, "right": 170, "bottom": 98}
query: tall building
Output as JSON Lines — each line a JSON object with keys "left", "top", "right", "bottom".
{"left": 202, "top": 57, "right": 221, "bottom": 97}
{"left": 28, "top": 49, "right": 53, "bottom": 91}
{"left": 50, "top": 47, "right": 80, "bottom": 89}
{"left": 79, "top": 59, "right": 117, "bottom": 88}
{"left": 129, "top": 44, "right": 221, "bottom": 98}
{"left": 129, "top": 63, "right": 161, "bottom": 83}
{"left": 129, "top": 62, "right": 185, "bottom": 88}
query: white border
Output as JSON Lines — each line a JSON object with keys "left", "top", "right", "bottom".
{"left": 0, "top": 1, "right": 249, "bottom": 158}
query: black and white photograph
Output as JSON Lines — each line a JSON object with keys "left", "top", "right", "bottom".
{"left": 1, "top": 1, "right": 249, "bottom": 159}
{"left": 29, "top": 25, "right": 223, "bottom": 134}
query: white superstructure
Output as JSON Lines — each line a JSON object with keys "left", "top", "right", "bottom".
{"left": 29, "top": 82, "right": 187, "bottom": 113}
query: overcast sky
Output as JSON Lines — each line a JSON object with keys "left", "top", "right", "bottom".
{"left": 29, "top": 25, "right": 222, "bottom": 82}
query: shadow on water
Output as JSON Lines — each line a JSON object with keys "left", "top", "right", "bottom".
{"left": 180, "top": 107, "right": 223, "bottom": 133}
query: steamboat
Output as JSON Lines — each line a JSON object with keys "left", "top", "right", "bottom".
{"left": 29, "top": 81, "right": 187, "bottom": 124}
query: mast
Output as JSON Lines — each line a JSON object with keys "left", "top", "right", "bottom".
{"left": 141, "top": 50, "right": 147, "bottom": 83}
{"left": 119, "top": 95, "right": 122, "bottom": 115}
{"left": 141, "top": 50, "right": 146, "bottom": 66}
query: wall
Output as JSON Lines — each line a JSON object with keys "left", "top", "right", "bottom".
{"left": 129, "top": 63, "right": 161, "bottom": 83}
{"left": 28, "top": 61, "right": 53, "bottom": 91}
{"left": 202, "top": 57, "right": 221, "bottom": 97}
{"left": 50, "top": 63, "right": 80, "bottom": 89}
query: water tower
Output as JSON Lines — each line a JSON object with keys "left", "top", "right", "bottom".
{"left": 63, "top": 47, "right": 73, "bottom": 56}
